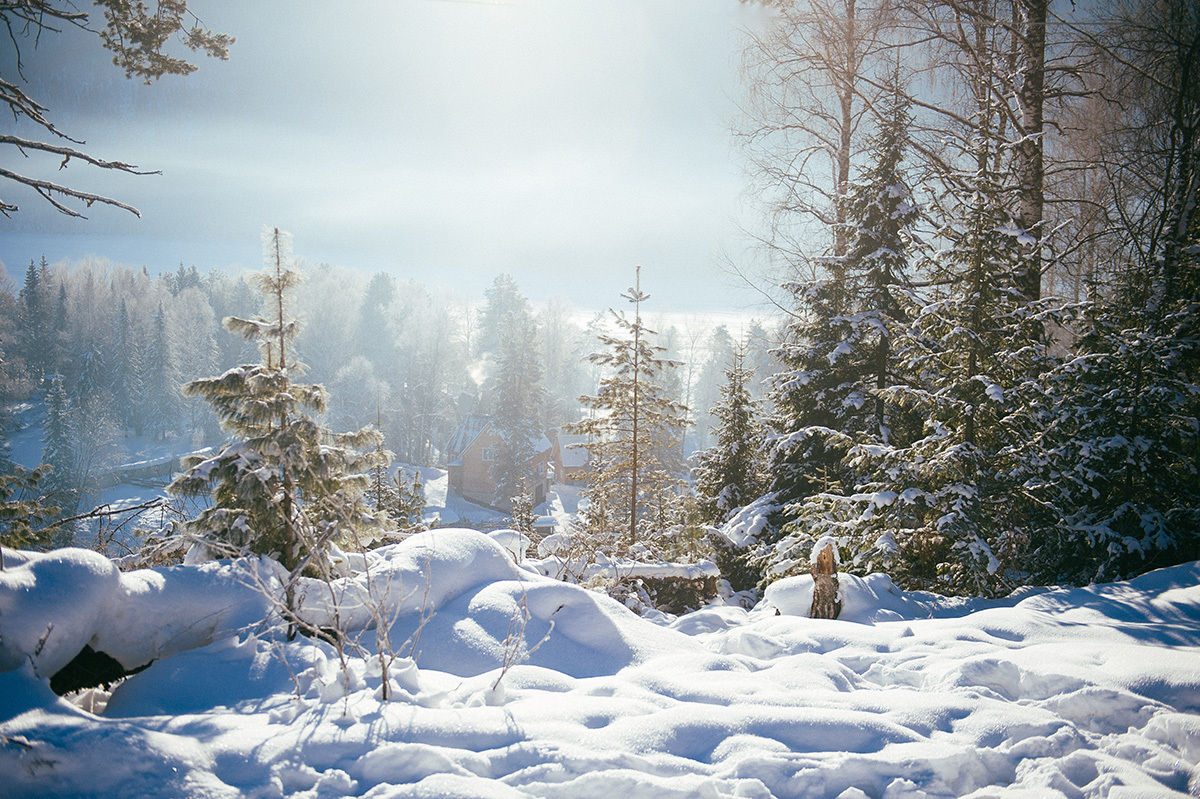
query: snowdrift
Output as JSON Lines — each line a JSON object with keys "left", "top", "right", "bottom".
{"left": 3, "top": 530, "right": 1200, "bottom": 799}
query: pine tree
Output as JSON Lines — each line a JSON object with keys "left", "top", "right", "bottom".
{"left": 490, "top": 310, "right": 547, "bottom": 508}
{"left": 694, "top": 348, "right": 766, "bottom": 526}
{"left": 567, "top": 267, "right": 688, "bottom": 550}
{"left": 169, "top": 229, "right": 387, "bottom": 626}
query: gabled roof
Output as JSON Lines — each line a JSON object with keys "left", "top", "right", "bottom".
{"left": 445, "top": 415, "right": 552, "bottom": 465}
{"left": 555, "top": 433, "right": 590, "bottom": 468}
{"left": 445, "top": 414, "right": 491, "bottom": 464}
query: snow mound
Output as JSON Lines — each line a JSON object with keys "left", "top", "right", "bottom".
{"left": 753, "top": 571, "right": 961, "bottom": 623}
{"left": 306, "top": 530, "right": 705, "bottom": 679}
{"left": 0, "top": 548, "right": 120, "bottom": 676}
{"left": 0, "top": 546, "right": 275, "bottom": 677}
{"left": 487, "top": 528, "right": 532, "bottom": 561}
{"left": 5, "top": 539, "right": 1200, "bottom": 799}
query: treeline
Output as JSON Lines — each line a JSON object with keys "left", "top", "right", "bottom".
{"left": 0, "top": 255, "right": 781, "bottom": 519}
{"left": 693, "top": 0, "right": 1200, "bottom": 595}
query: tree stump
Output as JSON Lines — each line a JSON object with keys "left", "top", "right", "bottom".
{"left": 810, "top": 543, "right": 842, "bottom": 619}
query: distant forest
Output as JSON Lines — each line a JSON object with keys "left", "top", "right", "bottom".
{"left": 0, "top": 258, "right": 775, "bottom": 511}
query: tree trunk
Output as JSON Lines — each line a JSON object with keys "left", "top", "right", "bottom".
{"left": 1014, "top": 0, "right": 1046, "bottom": 302}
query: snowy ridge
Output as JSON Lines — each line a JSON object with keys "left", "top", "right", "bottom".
{"left": 3, "top": 531, "right": 1200, "bottom": 798}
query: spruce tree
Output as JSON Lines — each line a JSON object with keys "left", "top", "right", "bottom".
{"left": 355, "top": 272, "right": 398, "bottom": 374}
{"left": 17, "top": 260, "right": 49, "bottom": 380}
{"left": 142, "top": 303, "right": 179, "bottom": 440}
{"left": 169, "top": 229, "right": 387, "bottom": 621}
{"left": 694, "top": 348, "right": 765, "bottom": 526}
{"left": 567, "top": 267, "right": 687, "bottom": 550}
{"left": 50, "top": 281, "right": 69, "bottom": 378}
{"left": 1018, "top": 203, "right": 1200, "bottom": 583}
{"left": 791, "top": 129, "right": 1067, "bottom": 596}
{"left": 111, "top": 300, "right": 144, "bottom": 434}
{"left": 41, "top": 376, "right": 77, "bottom": 512}
{"left": 475, "top": 273, "right": 531, "bottom": 360}
{"left": 761, "top": 77, "right": 923, "bottom": 569}
{"left": 490, "top": 310, "right": 547, "bottom": 508}
{"left": 692, "top": 325, "right": 736, "bottom": 451}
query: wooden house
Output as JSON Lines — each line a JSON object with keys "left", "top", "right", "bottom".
{"left": 550, "top": 430, "right": 590, "bottom": 484}
{"left": 444, "top": 415, "right": 553, "bottom": 510}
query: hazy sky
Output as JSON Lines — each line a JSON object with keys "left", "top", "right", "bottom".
{"left": 0, "top": 0, "right": 773, "bottom": 314}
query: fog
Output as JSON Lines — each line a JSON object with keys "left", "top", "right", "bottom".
{"left": 0, "top": 0, "right": 772, "bottom": 312}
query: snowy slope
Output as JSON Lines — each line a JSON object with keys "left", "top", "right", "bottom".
{"left": 2, "top": 530, "right": 1199, "bottom": 798}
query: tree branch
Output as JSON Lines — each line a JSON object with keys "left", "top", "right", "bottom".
{"left": 0, "top": 165, "right": 143, "bottom": 217}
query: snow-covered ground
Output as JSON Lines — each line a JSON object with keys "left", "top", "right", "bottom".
{"left": 419, "top": 468, "right": 510, "bottom": 529}
{"left": 3, "top": 529, "right": 1199, "bottom": 798}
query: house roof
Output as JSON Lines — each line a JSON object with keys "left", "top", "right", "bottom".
{"left": 556, "top": 433, "right": 590, "bottom": 468}
{"left": 445, "top": 414, "right": 491, "bottom": 463}
{"left": 445, "top": 415, "right": 552, "bottom": 465}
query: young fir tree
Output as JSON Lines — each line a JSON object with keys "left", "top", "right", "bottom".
{"left": 1017, "top": 226, "right": 1200, "bottom": 584}
{"left": 694, "top": 348, "right": 765, "bottom": 527}
{"left": 509, "top": 493, "right": 536, "bottom": 535}
{"left": 760, "top": 77, "right": 922, "bottom": 572}
{"left": 142, "top": 303, "right": 179, "bottom": 440}
{"left": 391, "top": 468, "right": 426, "bottom": 533}
{"left": 169, "top": 229, "right": 386, "bottom": 596}
{"left": 0, "top": 465, "right": 60, "bottom": 558}
{"left": 41, "top": 375, "right": 77, "bottom": 512}
{"left": 793, "top": 129, "right": 1067, "bottom": 596}
{"left": 490, "top": 310, "right": 547, "bottom": 509}
{"left": 567, "top": 267, "right": 687, "bottom": 550}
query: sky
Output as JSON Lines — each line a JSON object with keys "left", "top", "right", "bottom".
{"left": 0, "top": 0, "right": 775, "bottom": 314}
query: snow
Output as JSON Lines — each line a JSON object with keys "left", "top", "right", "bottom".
{"left": 4, "top": 531, "right": 1200, "bottom": 798}
{"left": 556, "top": 434, "right": 590, "bottom": 469}
{"left": 716, "top": 493, "right": 778, "bottom": 547}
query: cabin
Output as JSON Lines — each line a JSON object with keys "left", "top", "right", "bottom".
{"left": 444, "top": 415, "right": 553, "bottom": 510}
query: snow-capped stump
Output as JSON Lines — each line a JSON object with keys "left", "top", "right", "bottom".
{"left": 810, "top": 541, "right": 842, "bottom": 620}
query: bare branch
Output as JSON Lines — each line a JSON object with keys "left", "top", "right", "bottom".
{"left": 0, "top": 134, "right": 159, "bottom": 174}
{"left": 0, "top": 166, "right": 143, "bottom": 218}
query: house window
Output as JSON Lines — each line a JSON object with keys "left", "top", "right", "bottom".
{"left": 482, "top": 447, "right": 496, "bottom": 462}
